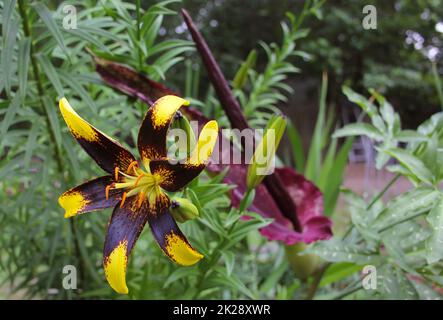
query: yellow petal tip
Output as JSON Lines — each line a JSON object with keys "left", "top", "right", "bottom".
{"left": 104, "top": 241, "right": 129, "bottom": 294}
{"left": 165, "top": 232, "right": 204, "bottom": 266}
{"left": 58, "top": 192, "right": 87, "bottom": 218}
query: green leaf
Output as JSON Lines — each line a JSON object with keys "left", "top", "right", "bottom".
{"left": 221, "top": 251, "right": 235, "bottom": 276}
{"left": 232, "top": 49, "right": 257, "bottom": 90}
{"left": 395, "top": 130, "right": 427, "bottom": 143}
{"left": 2, "top": 0, "right": 17, "bottom": 40}
{"left": 377, "top": 265, "right": 419, "bottom": 299}
{"left": 370, "top": 89, "right": 395, "bottom": 132}
{"left": 342, "top": 85, "right": 377, "bottom": 116}
{"left": 209, "top": 268, "right": 256, "bottom": 299}
{"left": 23, "top": 123, "right": 40, "bottom": 171}
{"left": 375, "top": 187, "right": 440, "bottom": 230}
{"left": 228, "top": 213, "right": 272, "bottom": 245}
{"left": 342, "top": 86, "right": 386, "bottom": 132}
{"left": 320, "top": 262, "right": 363, "bottom": 287}
{"left": 37, "top": 54, "right": 64, "bottom": 97}
{"left": 412, "top": 280, "right": 442, "bottom": 300}
{"left": 42, "top": 96, "right": 62, "bottom": 151}
{"left": 59, "top": 71, "right": 96, "bottom": 112}
{"left": 333, "top": 123, "right": 383, "bottom": 141}
{"left": 307, "top": 238, "right": 380, "bottom": 264}
{"left": 259, "top": 259, "right": 289, "bottom": 294}
{"left": 383, "top": 148, "right": 434, "bottom": 184}
{"left": 33, "top": 3, "right": 69, "bottom": 57}
{"left": 322, "top": 137, "right": 354, "bottom": 215}
{"left": 0, "top": 94, "right": 21, "bottom": 139}
{"left": 287, "top": 120, "right": 305, "bottom": 172}
{"left": 426, "top": 194, "right": 443, "bottom": 264}
{"left": 163, "top": 267, "right": 199, "bottom": 288}
{"left": 305, "top": 72, "right": 328, "bottom": 181}
{"left": 1, "top": 18, "right": 18, "bottom": 96}
{"left": 18, "top": 37, "right": 31, "bottom": 100}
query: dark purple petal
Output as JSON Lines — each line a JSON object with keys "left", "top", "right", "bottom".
{"left": 91, "top": 54, "right": 176, "bottom": 105}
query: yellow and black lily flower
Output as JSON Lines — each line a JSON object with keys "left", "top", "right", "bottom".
{"left": 58, "top": 95, "right": 218, "bottom": 294}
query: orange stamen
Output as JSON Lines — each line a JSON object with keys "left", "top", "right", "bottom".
{"left": 134, "top": 173, "right": 145, "bottom": 187}
{"left": 114, "top": 167, "right": 119, "bottom": 181}
{"left": 105, "top": 185, "right": 111, "bottom": 200}
{"left": 120, "top": 192, "right": 127, "bottom": 208}
{"left": 137, "top": 192, "right": 145, "bottom": 208}
{"left": 127, "top": 161, "right": 138, "bottom": 175}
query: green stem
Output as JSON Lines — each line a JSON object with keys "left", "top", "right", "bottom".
{"left": 332, "top": 284, "right": 363, "bottom": 300}
{"left": 305, "top": 262, "right": 329, "bottom": 300}
{"left": 367, "top": 173, "right": 401, "bottom": 210}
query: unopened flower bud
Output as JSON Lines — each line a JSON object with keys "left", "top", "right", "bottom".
{"left": 172, "top": 111, "right": 196, "bottom": 157}
{"left": 170, "top": 197, "right": 199, "bottom": 223}
{"left": 247, "top": 115, "right": 286, "bottom": 191}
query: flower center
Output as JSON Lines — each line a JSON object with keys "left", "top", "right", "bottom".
{"left": 106, "top": 161, "right": 164, "bottom": 208}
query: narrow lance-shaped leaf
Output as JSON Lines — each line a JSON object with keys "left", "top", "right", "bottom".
{"left": 1, "top": 18, "right": 18, "bottom": 97}
{"left": 374, "top": 187, "right": 440, "bottom": 230}
{"left": 33, "top": 3, "right": 69, "bottom": 57}
{"left": 426, "top": 194, "right": 443, "bottom": 264}
{"left": 18, "top": 37, "right": 31, "bottom": 100}
{"left": 232, "top": 49, "right": 257, "bottom": 90}
{"left": 333, "top": 123, "right": 383, "bottom": 141}
{"left": 37, "top": 54, "right": 64, "bottom": 97}
{"left": 305, "top": 71, "right": 328, "bottom": 182}
{"left": 287, "top": 120, "right": 305, "bottom": 172}
{"left": 383, "top": 148, "right": 434, "bottom": 184}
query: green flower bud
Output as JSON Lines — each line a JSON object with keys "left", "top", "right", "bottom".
{"left": 285, "top": 243, "right": 320, "bottom": 280}
{"left": 170, "top": 197, "right": 199, "bottom": 223}
{"left": 172, "top": 111, "right": 196, "bottom": 157}
{"left": 247, "top": 115, "right": 286, "bottom": 191}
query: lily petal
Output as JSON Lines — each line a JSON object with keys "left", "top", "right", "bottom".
{"left": 58, "top": 176, "right": 122, "bottom": 218}
{"left": 137, "top": 95, "right": 189, "bottom": 162}
{"left": 103, "top": 191, "right": 202, "bottom": 294}
{"left": 59, "top": 98, "right": 136, "bottom": 173}
{"left": 91, "top": 52, "right": 176, "bottom": 105}
{"left": 148, "top": 204, "right": 203, "bottom": 266}
{"left": 103, "top": 195, "right": 150, "bottom": 294}
{"left": 149, "top": 120, "right": 218, "bottom": 192}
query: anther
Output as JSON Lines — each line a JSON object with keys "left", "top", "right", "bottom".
{"left": 114, "top": 167, "right": 119, "bottom": 181}
{"left": 137, "top": 192, "right": 145, "bottom": 208}
{"left": 105, "top": 185, "right": 111, "bottom": 200}
{"left": 127, "top": 161, "right": 138, "bottom": 175}
{"left": 120, "top": 192, "right": 127, "bottom": 208}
